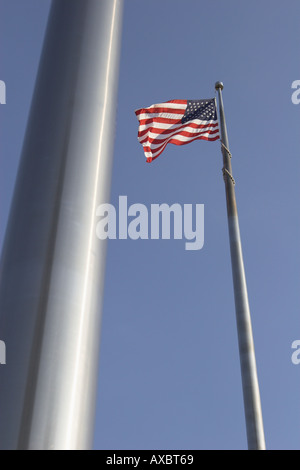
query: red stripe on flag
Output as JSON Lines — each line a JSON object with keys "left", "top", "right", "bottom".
{"left": 135, "top": 107, "right": 186, "bottom": 116}
{"left": 138, "top": 120, "right": 219, "bottom": 139}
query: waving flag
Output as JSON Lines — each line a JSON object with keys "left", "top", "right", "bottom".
{"left": 135, "top": 99, "right": 220, "bottom": 162}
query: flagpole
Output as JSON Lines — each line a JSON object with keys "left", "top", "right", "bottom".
{"left": 215, "top": 81, "right": 266, "bottom": 450}
{"left": 0, "top": 0, "right": 123, "bottom": 449}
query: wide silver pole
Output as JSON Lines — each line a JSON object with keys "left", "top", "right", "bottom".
{"left": 215, "top": 82, "right": 266, "bottom": 450}
{"left": 0, "top": 0, "right": 123, "bottom": 450}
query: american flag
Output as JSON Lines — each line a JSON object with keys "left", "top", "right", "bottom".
{"left": 135, "top": 99, "right": 220, "bottom": 162}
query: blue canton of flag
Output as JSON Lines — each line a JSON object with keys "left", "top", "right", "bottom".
{"left": 181, "top": 99, "right": 218, "bottom": 124}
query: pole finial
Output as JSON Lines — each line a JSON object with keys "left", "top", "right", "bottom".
{"left": 215, "top": 81, "right": 224, "bottom": 90}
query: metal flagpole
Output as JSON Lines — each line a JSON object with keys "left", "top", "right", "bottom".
{"left": 215, "top": 82, "right": 266, "bottom": 450}
{"left": 0, "top": 0, "right": 123, "bottom": 450}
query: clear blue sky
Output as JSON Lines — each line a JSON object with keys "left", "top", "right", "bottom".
{"left": 0, "top": 0, "right": 299, "bottom": 450}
